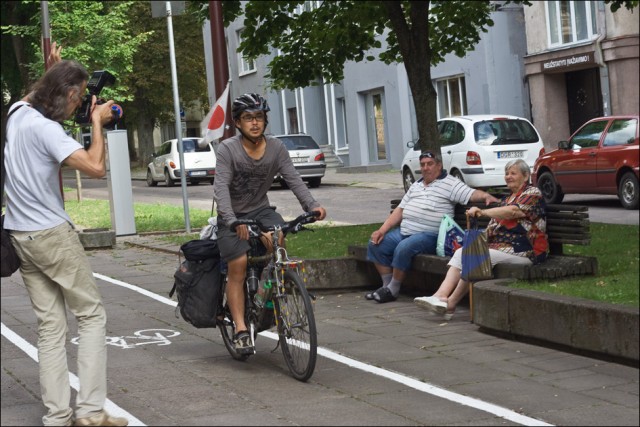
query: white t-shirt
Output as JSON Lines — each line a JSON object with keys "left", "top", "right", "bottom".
{"left": 3, "top": 101, "right": 83, "bottom": 231}
{"left": 399, "top": 174, "right": 475, "bottom": 236}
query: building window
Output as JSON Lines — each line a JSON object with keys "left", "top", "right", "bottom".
{"left": 546, "top": 1, "right": 597, "bottom": 47}
{"left": 237, "top": 30, "right": 256, "bottom": 76}
{"left": 436, "top": 76, "right": 467, "bottom": 119}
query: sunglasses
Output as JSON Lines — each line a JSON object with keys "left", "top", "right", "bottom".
{"left": 419, "top": 151, "right": 436, "bottom": 160}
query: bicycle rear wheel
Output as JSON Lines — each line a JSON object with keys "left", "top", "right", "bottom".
{"left": 275, "top": 270, "right": 317, "bottom": 382}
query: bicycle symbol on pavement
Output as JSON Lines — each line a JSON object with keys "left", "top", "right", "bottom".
{"left": 71, "top": 329, "right": 181, "bottom": 349}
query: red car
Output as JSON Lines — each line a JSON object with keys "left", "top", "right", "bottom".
{"left": 532, "top": 115, "right": 639, "bottom": 210}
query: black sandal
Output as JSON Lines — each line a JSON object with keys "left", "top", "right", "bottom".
{"left": 365, "top": 286, "right": 385, "bottom": 300}
{"left": 373, "top": 287, "right": 397, "bottom": 303}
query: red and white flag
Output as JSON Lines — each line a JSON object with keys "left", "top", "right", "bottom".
{"left": 201, "top": 83, "right": 230, "bottom": 144}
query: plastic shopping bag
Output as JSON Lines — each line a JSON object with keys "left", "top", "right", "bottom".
{"left": 436, "top": 214, "right": 464, "bottom": 257}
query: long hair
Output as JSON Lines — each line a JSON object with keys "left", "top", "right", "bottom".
{"left": 27, "top": 60, "right": 89, "bottom": 122}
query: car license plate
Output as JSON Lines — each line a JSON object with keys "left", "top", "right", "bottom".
{"left": 190, "top": 171, "right": 206, "bottom": 176}
{"left": 291, "top": 157, "right": 307, "bottom": 163}
{"left": 497, "top": 151, "right": 523, "bottom": 159}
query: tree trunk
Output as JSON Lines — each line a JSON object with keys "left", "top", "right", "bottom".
{"left": 136, "top": 115, "right": 156, "bottom": 168}
{"left": 384, "top": 0, "right": 440, "bottom": 153}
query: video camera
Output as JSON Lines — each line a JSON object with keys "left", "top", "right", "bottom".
{"left": 75, "top": 70, "right": 122, "bottom": 130}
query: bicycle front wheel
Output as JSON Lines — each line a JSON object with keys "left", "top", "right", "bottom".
{"left": 275, "top": 270, "right": 317, "bottom": 382}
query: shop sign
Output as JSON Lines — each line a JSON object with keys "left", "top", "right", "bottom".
{"left": 542, "top": 52, "right": 595, "bottom": 73}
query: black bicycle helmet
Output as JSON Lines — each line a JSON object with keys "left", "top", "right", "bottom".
{"left": 231, "top": 93, "right": 270, "bottom": 121}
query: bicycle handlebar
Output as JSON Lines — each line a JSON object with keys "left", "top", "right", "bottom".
{"left": 230, "top": 211, "right": 320, "bottom": 235}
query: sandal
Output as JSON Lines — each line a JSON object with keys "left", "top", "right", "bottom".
{"left": 373, "top": 287, "right": 397, "bottom": 304}
{"left": 365, "top": 286, "right": 385, "bottom": 300}
{"left": 233, "top": 330, "right": 254, "bottom": 355}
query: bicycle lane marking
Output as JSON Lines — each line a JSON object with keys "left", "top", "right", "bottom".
{"left": 94, "top": 272, "right": 554, "bottom": 427}
{"left": 1, "top": 323, "right": 146, "bottom": 427}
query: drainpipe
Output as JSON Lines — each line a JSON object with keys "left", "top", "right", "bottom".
{"left": 593, "top": 4, "right": 611, "bottom": 116}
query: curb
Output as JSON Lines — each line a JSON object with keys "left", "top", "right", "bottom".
{"left": 473, "top": 280, "right": 639, "bottom": 364}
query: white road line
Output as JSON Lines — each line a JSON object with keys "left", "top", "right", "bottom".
{"left": 1, "top": 323, "right": 146, "bottom": 427}
{"left": 95, "top": 273, "right": 553, "bottom": 426}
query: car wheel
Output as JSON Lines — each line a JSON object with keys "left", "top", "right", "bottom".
{"left": 618, "top": 172, "right": 639, "bottom": 210}
{"left": 146, "top": 169, "right": 157, "bottom": 187}
{"left": 402, "top": 168, "right": 415, "bottom": 192}
{"left": 450, "top": 169, "right": 465, "bottom": 184}
{"left": 210, "top": 179, "right": 214, "bottom": 185}
{"left": 308, "top": 177, "right": 321, "bottom": 188}
{"left": 537, "top": 171, "right": 564, "bottom": 204}
{"left": 164, "top": 170, "right": 175, "bottom": 187}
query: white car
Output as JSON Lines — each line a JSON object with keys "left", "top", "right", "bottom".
{"left": 401, "top": 115, "right": 544, "bottom": 191}
{"left": 146, "top": 138, "right": 216, "bottom": 187}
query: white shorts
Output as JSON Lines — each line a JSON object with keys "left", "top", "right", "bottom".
{"left": 447, "top": 247, "right": 532, "bottom": 270}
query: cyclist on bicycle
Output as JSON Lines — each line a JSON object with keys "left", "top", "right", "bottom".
{"left": 213, "top": 93, "right": 327, "bottom": 354}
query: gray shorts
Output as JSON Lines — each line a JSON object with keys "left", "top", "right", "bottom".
{"left": 217, "top": 206, "right": 284, "bottom": 262}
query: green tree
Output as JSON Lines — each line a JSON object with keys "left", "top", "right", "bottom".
{"left": 1, "top": 1, "right": 149, "bottom": 144}
{"left": 2, "top": 1, "right": 208, "bottom": 165}
{"left": 121, "top": 1, "right": 209, "bottom": 166}
{"left": 193, "top": 0, "right": 638, "bottom": 152}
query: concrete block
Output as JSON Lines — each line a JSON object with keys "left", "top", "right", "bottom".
{"left": 509, "top": 289, "right": 575, "bottom": 345}
{"left": 304, "top": 258, "right": 372, "bottom": 291}
{"left": 77, "top": 228, "right": 116, "bottom": 249}
{"left": 472, "top": 282, "right": 512, "bottom": 332}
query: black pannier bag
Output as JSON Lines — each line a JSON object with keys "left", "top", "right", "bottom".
{"left": 170, "top": 240, "right": 223, "bottom": 328}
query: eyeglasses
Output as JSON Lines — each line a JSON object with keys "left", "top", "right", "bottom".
{"left": 240, "top": 113, "right": 265, "bottom": 123}
{"left": 419, "top": 151, "right": 436, "bottom": 160}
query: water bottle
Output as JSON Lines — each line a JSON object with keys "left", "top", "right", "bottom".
{"left": 247, "top": 267, "right": 259, "bottom": 294}
{"left": 254, "top": 277, "right": 273, "bottom": 309}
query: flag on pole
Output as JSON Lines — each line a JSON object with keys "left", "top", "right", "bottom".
{"left": 201, "top": 83, "right": 230, "bottom": 144}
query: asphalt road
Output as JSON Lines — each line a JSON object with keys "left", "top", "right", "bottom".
{"left": 62, "top": 178, "right": 406, "bottom": 227}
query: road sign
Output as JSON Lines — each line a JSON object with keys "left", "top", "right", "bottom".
{"left": 150, "top": 1, "right": 185, "bottom": 18}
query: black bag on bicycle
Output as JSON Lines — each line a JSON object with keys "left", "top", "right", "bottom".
{"left": 170, "top": 240, "right": 222, "bottom": 328}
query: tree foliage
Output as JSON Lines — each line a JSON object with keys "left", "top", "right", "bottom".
{"left": 1, "top": 0, "right": 208, "bottom": 164}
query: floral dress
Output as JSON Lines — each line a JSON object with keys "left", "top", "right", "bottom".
{"left": 485, "top": 184, "right": 549, "bottom": 264}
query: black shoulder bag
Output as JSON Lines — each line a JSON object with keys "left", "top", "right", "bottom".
{"left": 2, "top": 105, "right": 25, "bottom": 277}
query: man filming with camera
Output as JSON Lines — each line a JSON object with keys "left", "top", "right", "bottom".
{"left": 3, "top": 44, "right": 128, "bottom": 426}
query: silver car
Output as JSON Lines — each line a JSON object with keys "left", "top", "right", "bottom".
{"left": 274, "top": 134, "right": 326, "bottom": 188}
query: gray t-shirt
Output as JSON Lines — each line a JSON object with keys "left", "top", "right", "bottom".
{"left": 399, "top": 174, "right": 475, "bottom": 235}
{"left": 213, "top": 134, "right": 320, "bottom": 225}
{"left": 4, "top": 101, "right": 82, "bottom": 231}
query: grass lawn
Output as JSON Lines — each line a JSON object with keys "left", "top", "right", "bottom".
{"left": 64, "top": 199, "right": 639, "bottom": 308}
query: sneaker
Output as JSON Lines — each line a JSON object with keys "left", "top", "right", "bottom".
{"left": 414, "top": 296, "right": 447, "bottom": 314}
{"left": 443, "top": 310, "right": 456, "bottom": 321}
{"left": 75, "top": 410, "right": 128, "bottom": 426}
{"left": 233, "top": 330, "right": 255, "bottom": 355}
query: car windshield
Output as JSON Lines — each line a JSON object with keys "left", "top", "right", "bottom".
{"left": 278, "top": 136, "right": 319, "bottom": 150}
{"left": 182, "top": 139, "right": 210, "bottom": 153}
{"left": 474, "top": 120, "right": 539, "bottom": 145}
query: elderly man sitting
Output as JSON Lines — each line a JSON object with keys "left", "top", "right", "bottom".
{"left": 365, "top": 151, "right": 498, "bottom": 303}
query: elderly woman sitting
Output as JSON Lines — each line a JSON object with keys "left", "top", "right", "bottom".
{"left": 414, "top": 159, "right": 548, "bottom": 320}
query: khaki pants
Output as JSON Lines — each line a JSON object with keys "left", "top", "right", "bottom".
{"left": 11, "top": 222, "right": 107, "bottom": 426}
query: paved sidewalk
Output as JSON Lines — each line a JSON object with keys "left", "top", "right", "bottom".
{"left": 2, "top": 238, "right": 638, "bottom": 426}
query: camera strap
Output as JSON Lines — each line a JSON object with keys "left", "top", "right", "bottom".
{"left": 1, "top": 105, "right": 25, "bottom": 206}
